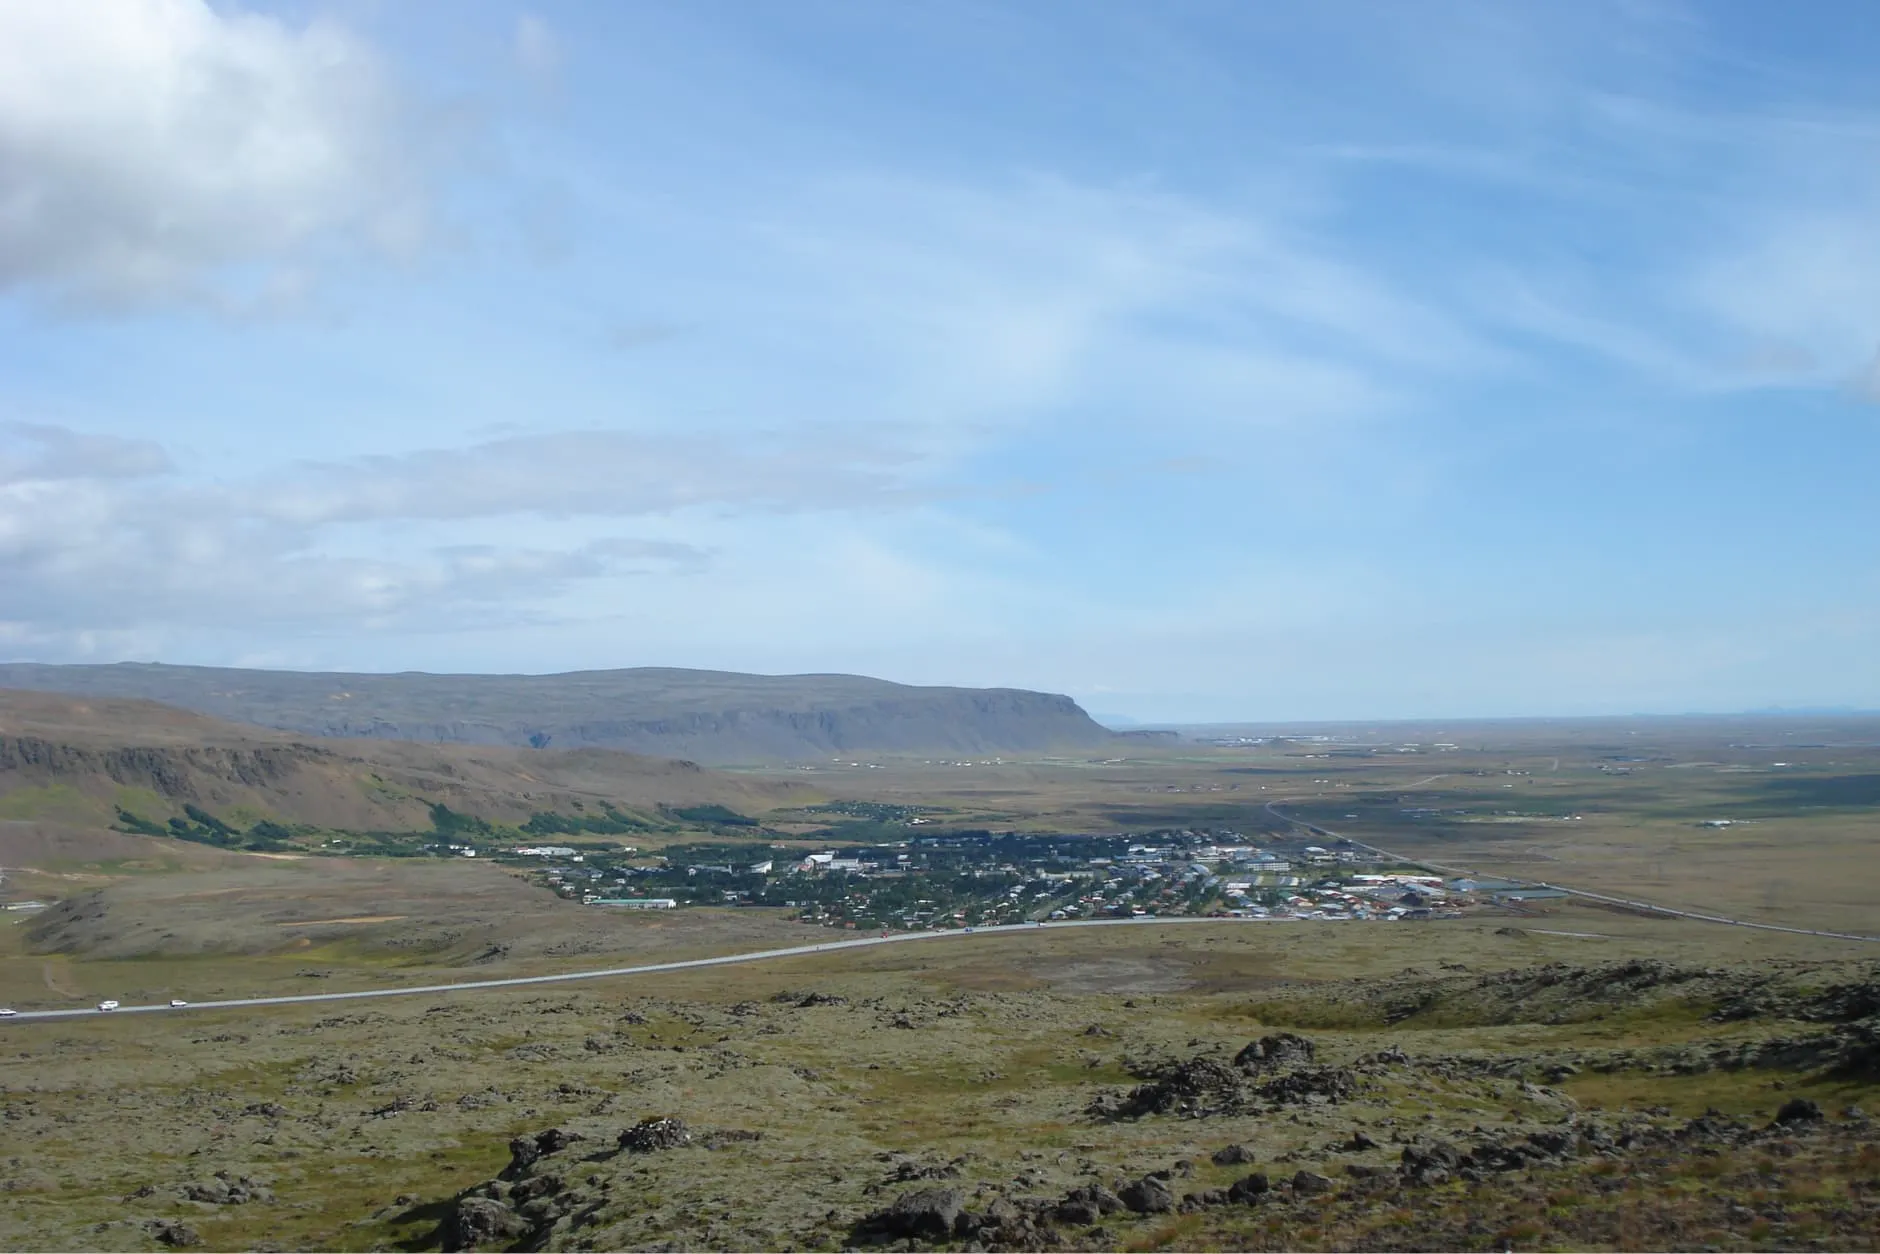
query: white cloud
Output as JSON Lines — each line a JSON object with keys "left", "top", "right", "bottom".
{"left": 0, "top": 421, "right": 923, "bottom": 641}
{"left": 0, "top": 0, "right": 433, "bottom": 309}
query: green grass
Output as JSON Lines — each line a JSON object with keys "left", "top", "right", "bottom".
{"left": 0, "top": 783, "right": 106, "bottom": 823}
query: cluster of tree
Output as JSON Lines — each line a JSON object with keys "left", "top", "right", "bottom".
{"left": 522, "top": 804, "right": 649, "bottom": 836}
{"left": 661, "top": 803, "right": 758, "bottom": 828}
{"left": 113, "top": 805, "right": 298, "bottom": 852}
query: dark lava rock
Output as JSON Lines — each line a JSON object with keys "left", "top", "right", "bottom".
{"left": 439, "top": 1197, "right": 528, "bottom": 1252}
{"left": 148, "top": 1220, "right": 201, "bottom": 1248}
{"left": 1180, "top": 1188, "right": 1227, "bottom": 1212}
{"left": 502, "top": 1136, "right": 541, "bottom": 1179}
{"left": 1226, "top": 1173, "right": 1271, "bottom": 1203}
{"left": 1400, "top": 1141, "right": 1463, "bottom": 1186}
{"left": 1210, "top": 1144, "right": 1256, "bottom": 1166}
{"left": 1291, "top": 1170, "right": 1336, "bottom": 1196}
{"left": 1106, "top": 1057, "right": 1250, "bottom": 1119}
{"left": 533, "top": 1127, "right": 583, "bottom": 1154}
{"left": 241, "top": 1102, "right": 286, "bottom": 1118}
{"left": 1774, "top": 1097, "right": 1825, "bottom": 1127}
{"left": 1234, "top": 1032, "right": 1316, "bottom": 1072}
{"left": 618, "top": 1116, "right": 691, "bottom": 1153}
{"left": 1525, "top": 1128, "right": 1577, "bottom": 1158}
{"left": 1118, "top": 1175, "right": 1176, "bottom": 1214}
{"left": 855, "top": 1186, "right": 966, "bottom": 1243}
{"left": 1258, "top": 1065, "right": 1361, "bottom": 1106}
{"left": 1337, "top": 1129, "right": 1381, "bottom": 1152}
{"left": 1057, "top": 1184, "right": 1125, "bottom": 1219}
{"left": 795, "top": 992, "right": 850, "bottom": 1008}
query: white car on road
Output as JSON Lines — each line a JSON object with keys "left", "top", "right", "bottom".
{"left": 97, "top": 1000, "right": 120, "bottom": 1012}
{"left": 169, "top": 999, "right": 188, "bottom": 1008}
{"left": 0, "top": 1008, "right": 15, "bottom": 1017}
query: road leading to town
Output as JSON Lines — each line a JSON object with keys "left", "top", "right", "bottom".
{"left": 0, "top": 914, "right": 1296, "bottom": 1026}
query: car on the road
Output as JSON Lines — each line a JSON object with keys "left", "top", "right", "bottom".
{"left": 0, "top": 1008, "right": 16, "bottom": 1017}
{"left": 169, "top": 999, "right": 188, "bottom": 1008}
{"left": 97, "top": 1000, "right": 120, "bottom": 1012}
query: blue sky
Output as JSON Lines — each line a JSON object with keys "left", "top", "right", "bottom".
{"left": 1, "top": 0, "right": 1876, "bottom": 722}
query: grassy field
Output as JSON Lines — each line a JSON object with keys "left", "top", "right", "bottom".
{"left": 2, "top": 714, "right": 1877, "bottom": 1250}
{"left": 1, "top": 913, "right": 1875, "bottom": 1251}
{"left": 752, "top": 715, "right": 1880, "bottom": 938}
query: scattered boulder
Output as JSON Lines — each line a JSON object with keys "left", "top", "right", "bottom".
{"left": 1226, "top": 1173, "right": 1271, "bottom": 1203}
{"left": 1210, "top": 1143, "right": 1256, "bottom": 1166}
{"left": 1104, "top": 1057, "right": 1250, "bottom": 1119}
{"left": 854, "top": 1186, "right": 965, "bottom": 1243}
{"left": 439, "top": 1196, "right": 528, "bottom": 1252}
{"left": 1400, "top": 1141, "right": 1462, "bottom": 1187}
{"left": 618, "top": 1117, "right": 691, "bottom": 1153}
{"left": 502, "top": 1137, "right": 541, "bottom": 1179}
{"left": 1291, "top": 1170, "right": 1335, "bottom": 1196}
{"left": 500, "top": 1127, "right": 584, "bottom": 1179}
{"left": 1118, "top": 1175, "right": 1176, "bottom": 1214}
{"left": 1234, "top": 1033, "right": 1316, "bottom": 1072}
{"left": 1258, "top": 1065, "right": 1362, "bottom": 1106}
{"left": 147, "top": 1220, "right": 201, "bottom": 1248}
{"left": 1773, "top": 1097, "right": 1825, "bottom": 1127}
{"left": 1054, "top": 1184, "right": 1125, "bottom": 1225}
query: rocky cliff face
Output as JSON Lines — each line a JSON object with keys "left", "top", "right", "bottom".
{"left": 0, "top": 664, "right": 1117, "bottom": 763}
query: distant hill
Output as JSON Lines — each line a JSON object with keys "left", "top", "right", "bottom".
{"left": 0, "top": 663, "right": 1115, "bottom": 763}
{"left": 0, "top": 688, "right": 804, "bottom": 836}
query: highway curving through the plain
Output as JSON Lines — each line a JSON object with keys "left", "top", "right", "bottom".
{"left": 0, "top": 914, "right": 1296, "bottom": 1025}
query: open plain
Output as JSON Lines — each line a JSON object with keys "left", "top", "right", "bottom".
{"left": 3, "top": 713, "right": 1879, "bottom": 1251}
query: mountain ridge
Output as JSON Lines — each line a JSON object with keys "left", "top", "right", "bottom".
{"left": 0, "top": 662, "right": 1116, "bottom": 763}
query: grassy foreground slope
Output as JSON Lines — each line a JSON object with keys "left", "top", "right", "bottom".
{"left": 1, "top": 912, "right": 1876, "bottom": 1252}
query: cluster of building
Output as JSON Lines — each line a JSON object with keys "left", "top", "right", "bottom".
{"left": 494, "top": 826, "right": 1562, "bottom": 928}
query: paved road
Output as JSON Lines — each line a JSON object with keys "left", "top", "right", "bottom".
{"left": 1265, "top": 801, "right": 1880, "bottom": 945}
{"left": 0, "top": 914, "right": 1299, "bottom": 1026}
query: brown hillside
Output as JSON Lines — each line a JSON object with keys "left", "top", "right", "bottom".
{"left": 0, "top": 689, "right": 811, "bottom": 834}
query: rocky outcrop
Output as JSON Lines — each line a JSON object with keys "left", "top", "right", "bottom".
{"left": 853, "top": 1186, "right": 965, "bottom": 1243}
{"left": 617, "top": 1116, "right": 691, "bottom": 1153}
{"left": 1095, "top": 1035, "right": 1365, "bottom": 1119}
